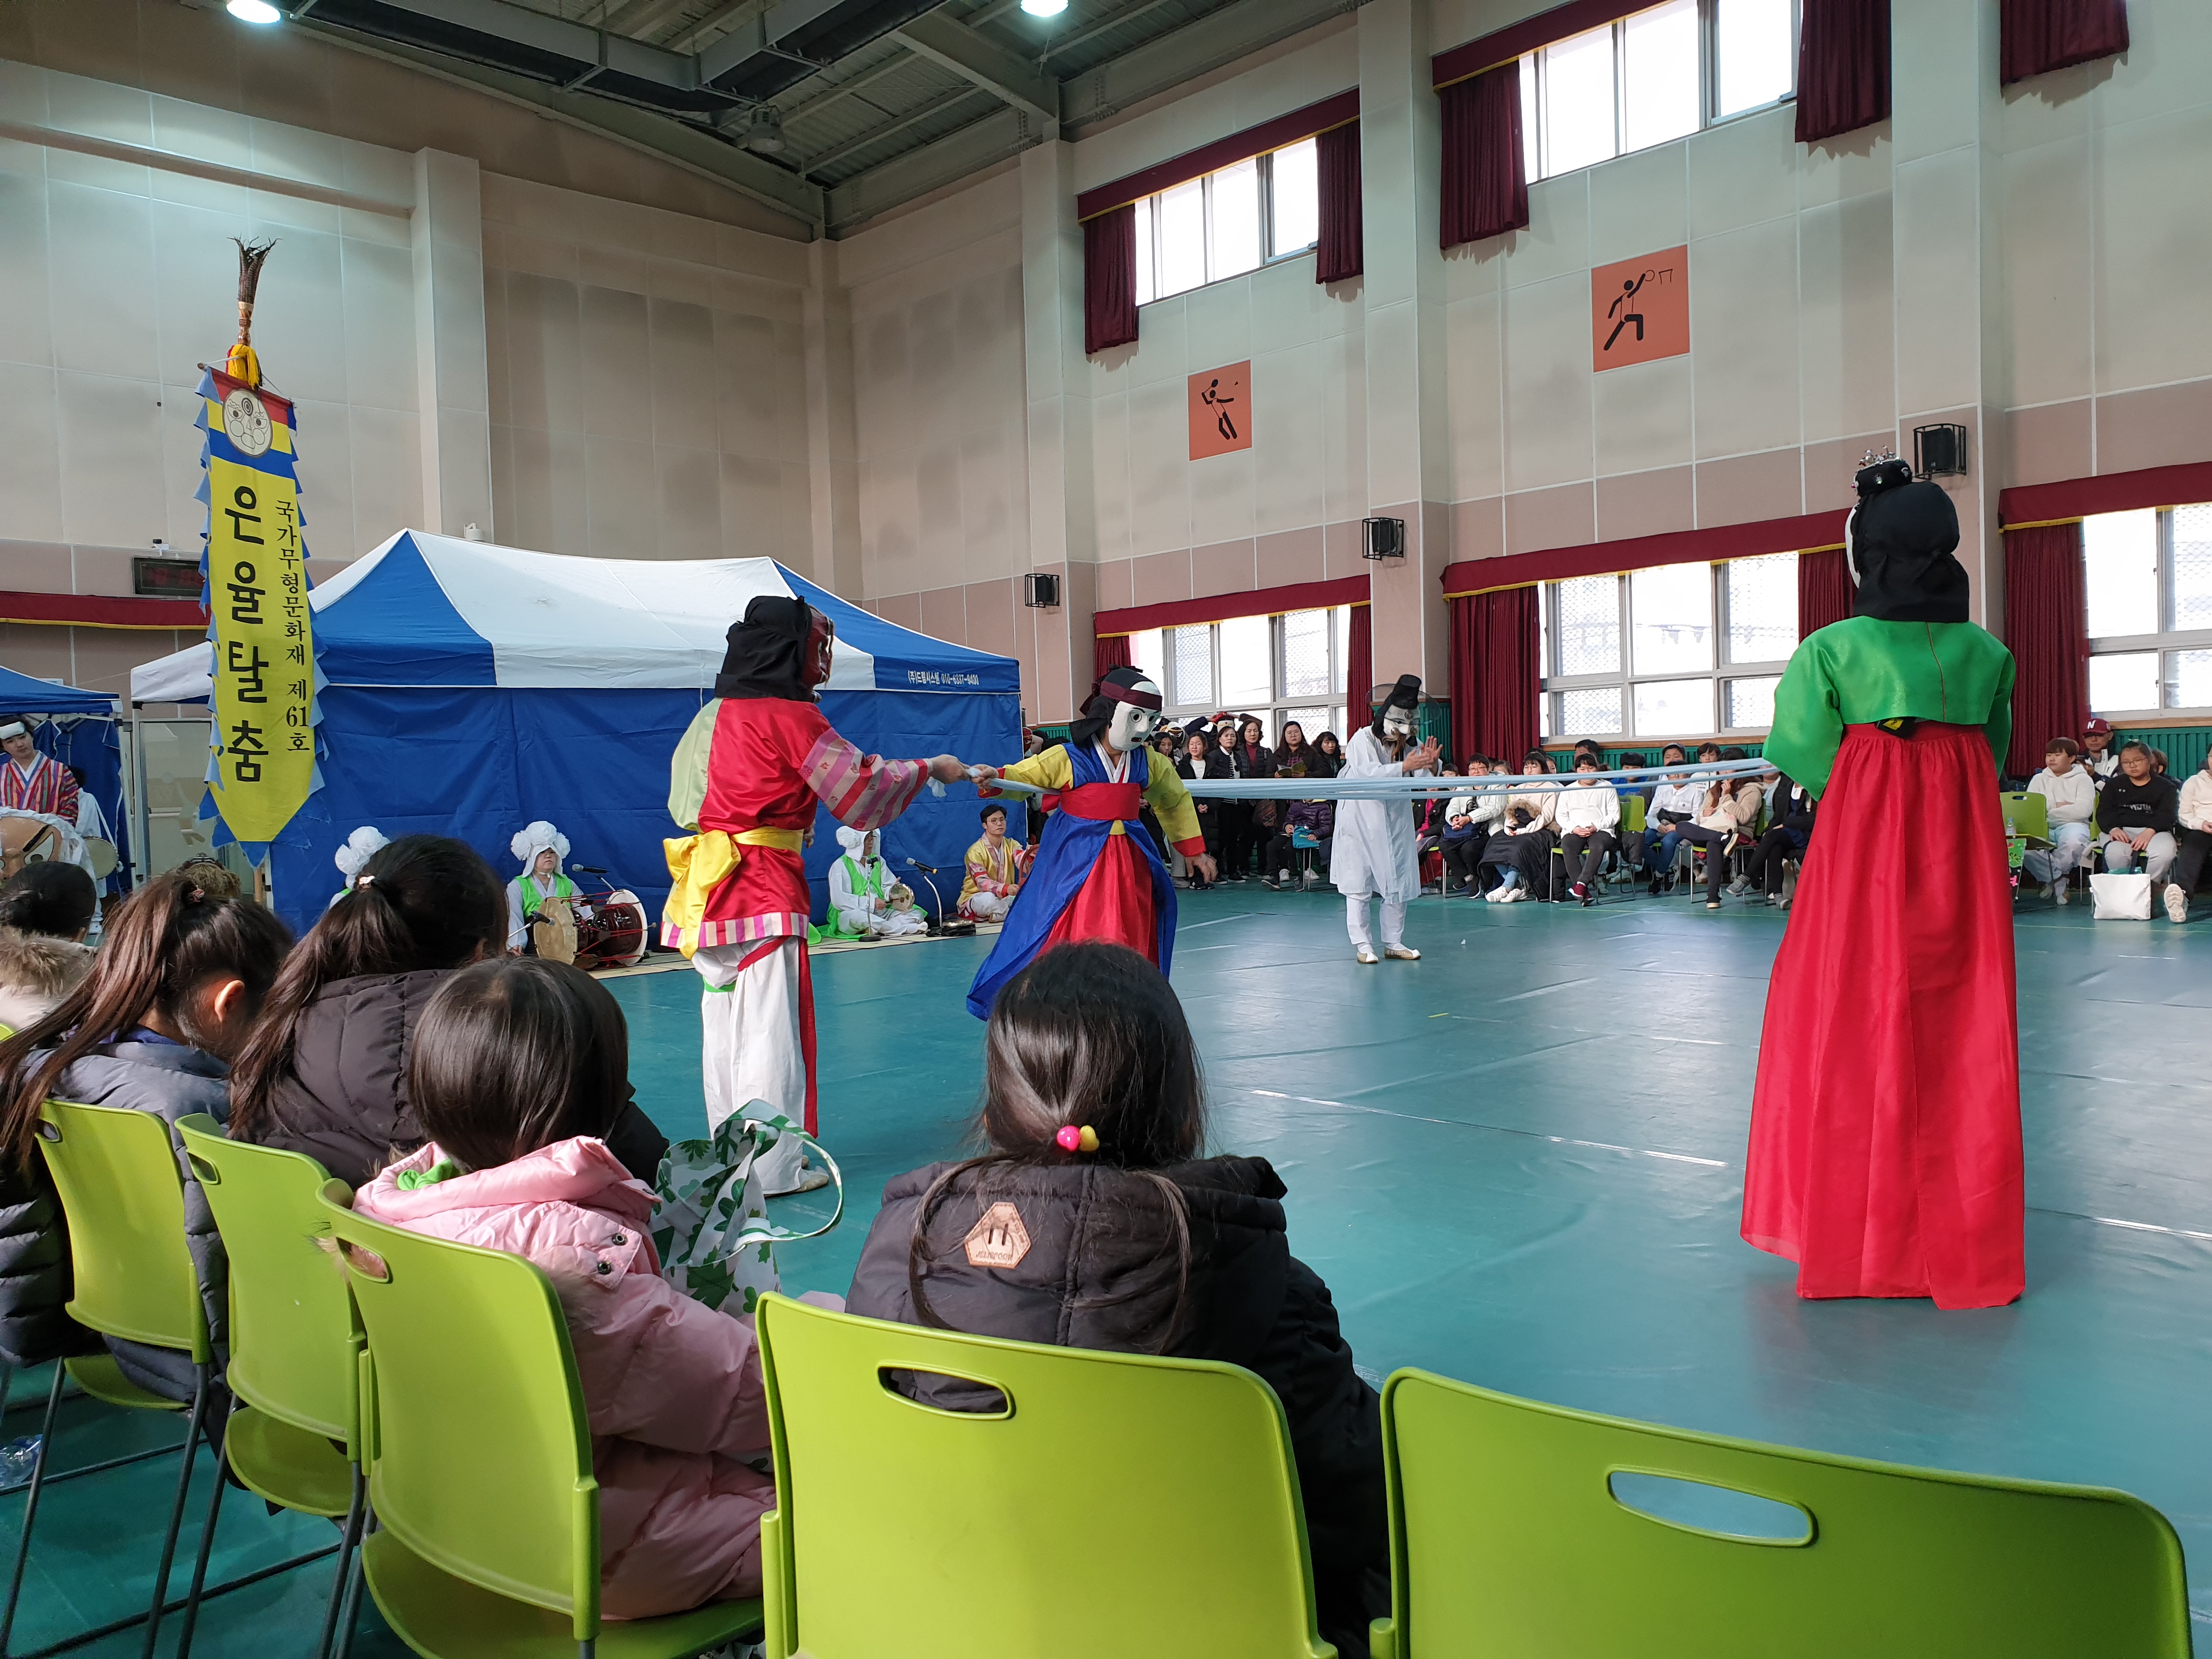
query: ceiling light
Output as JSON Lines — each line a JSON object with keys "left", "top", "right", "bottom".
{"left": 1020, "top": 0, "right": 1069, "bottom": 15}
{"left": 227, "top": 0, "right": 283, "bottom": 22}
{"left": 744, "top": 105, "right": 786, "bottom": 155}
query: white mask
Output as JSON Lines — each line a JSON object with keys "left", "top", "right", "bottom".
{"left": 1381, "top": 706, "right": 1414, "bottom": 742}
{"left": 1105, "top": 678, "right": 1164, "bottom": 751}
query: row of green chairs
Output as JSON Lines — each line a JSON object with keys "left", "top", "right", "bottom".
{"left": 20, "top": 1099, "right": 2199, "bottom": 1658}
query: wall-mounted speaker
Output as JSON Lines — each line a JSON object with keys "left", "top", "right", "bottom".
{"left": 1023, "top": 571, "right": 1061, "bottom": 609}
{"left": 1362, "top": 517, "right": 1406, "bottom": 560}
{"left": 1913, "top": 424, "right": 1970, "bottom": 480}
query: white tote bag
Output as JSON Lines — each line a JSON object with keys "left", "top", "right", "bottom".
{"left": 2090, "top": 871, "right": 2153, "bottom": 920}
{"left": 652, "top": 1107, "right": 844, "bottom": 1314}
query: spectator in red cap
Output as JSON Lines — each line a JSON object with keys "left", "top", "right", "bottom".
{"left": 2081, "top": 717, "right": 2118, "bottom": 780}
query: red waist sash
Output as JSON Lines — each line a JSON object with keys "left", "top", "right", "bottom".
{"left": 1059, "top": 781, "right": 1142, "bottom": 821}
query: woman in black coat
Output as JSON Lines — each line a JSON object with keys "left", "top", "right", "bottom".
{"left": 847, "top": 944, "right": 1386, "bottom": 1657}
{"left": 1173, "top": 730, "right": 1234, "bottom": 890}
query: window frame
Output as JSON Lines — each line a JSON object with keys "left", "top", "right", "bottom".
{"left": 1537, "top": 556, "right": 1797, "bottom": 742}
{"left": 1521, "top": 0, "right": 1801, "bottom": 186}
{"left": 1134, "top": 607, "right": 1350, "bottom": 747}
{"left": 2083, "top": 504, "right": 2212, "bottom": 720}
{"left": 1133, "top": 137, "right": 1324, "bottom": 311}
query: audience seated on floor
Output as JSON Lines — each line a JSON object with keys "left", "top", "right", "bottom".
{"left": 2174, "top": 745, "right": 2211, "bottom": 925}
{"left": 843, "top": 941, "right": 1387, "bottom": 1659}
{"left": 354, "top": 956, "right": 812, "bottom": 1621}
{"left": 225, "top": 833, "right": 666, "bottom": 1191}
{"left": 0, "top": 872, "right": 290, "bottom": 1395}
{"left": 2024, "top": 737, "right": 2097, "bottom": 904}
{"left": 2098, "top": 740, "right": 2181, "bottom": 899}
{"left": 1479, "top": 752, "right": 1557, "bottom": 903}
{"left": 1555, "top": 753, "right": 1620, "bottom": 907}
{"left": 960, "top": 803, "right": 1028, "bottom": 923}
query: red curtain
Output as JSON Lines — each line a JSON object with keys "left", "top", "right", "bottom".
{"left": 1092, "top": 631, "right": 1132, "bottom": 695}
{"left": 1796, "top": 0, "right": 1891, "bottom": 144}
{"left": 1796, "top": 547, "right": 1855, "bottom": 640}
{"left": 1449, "top": 589, "right": 1541, "bottom": 770}
{"left": 1439, "top": 65, "right": 1528, "bottom": 250}
{"left": 1344, "top": 602, "right": 1372, "bottom": 743}
{"left": 2001, "top": 0, "right": 2129, "bottom": 83}
{"left": 1084, "top": 205, "right": 1137, "bottom": 356}
{"left": 1315, "top": 121, "right": 1363, "bottom": 284}
{"left": 2001, "top": 523, "right": 2089, "bottom": 778}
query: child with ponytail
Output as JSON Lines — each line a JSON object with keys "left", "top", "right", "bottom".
{"left": 845, "top": 942, "right": 1387, "bottom": 1658}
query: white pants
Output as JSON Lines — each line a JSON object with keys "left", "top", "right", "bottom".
{"left": 965, "top": 891, "right": 1013, "bottom": 923}
{"left": 2023, "top": 820, "right": 2093, "bottom": 884}
{"left": 2103, "top": 830, "right": 2178, "bottom": 885}
{"left": 695, "top": 938, "right": 810, "bottom": 1194}
{"left": 1345, "top": 894, "right": 1408, "bottom": 950}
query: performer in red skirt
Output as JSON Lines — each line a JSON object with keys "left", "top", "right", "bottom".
{"left": 1743, "top": 457, "right": 2022, "bottom": 1310}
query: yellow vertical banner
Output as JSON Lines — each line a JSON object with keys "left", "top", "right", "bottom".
{"left": 196, "top": 365, "right": 319, "bottom": 847}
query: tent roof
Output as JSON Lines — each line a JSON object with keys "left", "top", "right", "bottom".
{"left": 131, "top": 531, "right": 1018, "bottom": 702}
{"left": 0, "top": 663, "right": 117, "bottom": 716}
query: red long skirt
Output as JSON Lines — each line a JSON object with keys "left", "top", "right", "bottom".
{"left": 1741, "top": 722, "right": 2024, "bottom": 1310}
{"left": 1042, "top": 832, "right": 1159, "bottom": 962}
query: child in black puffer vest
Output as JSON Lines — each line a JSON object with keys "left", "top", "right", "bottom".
{"left": 846, "top": 941, "right": 1387, "bottom": 1658}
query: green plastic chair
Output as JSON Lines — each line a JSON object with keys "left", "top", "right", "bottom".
{"left": 174, "top": 1117, "right": 365, "bottom": 1659}
{"left": 1999, "top": 789, "right": 2051, "bottom": 843}
{"left": 1369, "top": 1369, "right": 2192, "bottom": 1658}
{"left": 3, "top": 1098, "right": 223, "bottom": 1659}
{"left": 318, "top": 1186, "right": 761, "bottom": 1658}
{"left": 752, "top": 1293, "right": 1335, "bottom": 1659}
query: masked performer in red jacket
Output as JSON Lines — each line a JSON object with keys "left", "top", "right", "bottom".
{"left": 964, "top": 667, "right": 1211, "bottom": 1019}
{"left": 665, "top": 597, "right": 972, "bottom": 1193}
{"left": 1743, "top": 458, "right": 2021, "bottom": 1308}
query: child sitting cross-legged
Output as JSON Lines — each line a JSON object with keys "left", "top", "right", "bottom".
{"left": 846, "top": 941, "right": 1388, "bottom": 1658}
{"left": 354, "top": 956, "right": 823, "bottom": 1621}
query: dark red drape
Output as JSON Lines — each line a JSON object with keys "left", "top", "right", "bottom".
{"left": 1093, "top": 631, "right": 1132, "bottom": 695}
{"left": 1314, "top": 120, "right": 1363, "bottom": 284}
{"left": 1084, "top": 205, "right": 1137, "bottom": 356}
{"left": 2001, "top": 0, "right": 2128, "bottom": 83}
{"left": 1796, "top": 546, "right": 1855, "bottom": 640}
{"left": 1450, "top": 588, "right": 1541, "bottom": 770}
{"left": 1345, "top": 601, "right": 1372, "bottom": 743}
{"left": 1439, "top": 65, "right": 1528, "bottom": 250}
{"left": 1796, "top": 0, "right": 1891, "bottom": 144}
{"left": 2001, "top": 523, "right": 2089, "bottom": 778}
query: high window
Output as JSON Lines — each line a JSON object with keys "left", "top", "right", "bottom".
{"left": 1537, "top": 552, "right": 1798, "bottom": 740}
{"left": 1127, "top": 606, "right": 1353, "bottom": 744}
{"left": 1132, "top": 137, "right": 1321, "bottom": 307}
{"left": 2083, "top": 505, "right": 2212, "bottom": 716}
{"left": 1519, "top": 0, "right": 1798, "bottom": 183}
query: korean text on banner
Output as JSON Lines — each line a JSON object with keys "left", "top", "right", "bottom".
{"left": 196, "top": 365, "right": 319, "bottom": 847}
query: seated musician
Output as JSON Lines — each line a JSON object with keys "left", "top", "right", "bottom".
{"left": 507, "top": 820, "right": 590, "bottom": 962}
{"left": 959, "top": 804, "right": 1026, "bottom": 922}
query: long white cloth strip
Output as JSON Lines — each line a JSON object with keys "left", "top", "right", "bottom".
{"left": 973, "top": 758, "right": 1773, "bottom": 803}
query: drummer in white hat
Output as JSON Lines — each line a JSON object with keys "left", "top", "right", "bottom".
{"left": 508, "top": 821, "right": 588, "bottom": 962}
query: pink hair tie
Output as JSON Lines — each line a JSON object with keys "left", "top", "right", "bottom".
{"left": 1054, "top": 1125, "right": 1100, "bottom": 1154}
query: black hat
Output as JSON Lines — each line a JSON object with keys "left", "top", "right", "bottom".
{"left": 1848, "top": 459, "right": 1969, "bottom": 624}
{"left": 714, "top": 596, "right": 817, "bottom": 701}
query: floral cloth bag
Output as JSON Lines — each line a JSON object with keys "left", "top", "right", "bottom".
{"left": 652, "top": 1107, "right": 844, "bottom": 1314}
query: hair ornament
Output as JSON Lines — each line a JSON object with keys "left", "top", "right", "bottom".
{"left": 189, "top": 887, "right": 205, "bottom": 902}
{"left": 354, "top": 874, "right": 374, "bottom": 888}
{"left": 1054, "top": 1124, "right": 1100, "bottom": 1154}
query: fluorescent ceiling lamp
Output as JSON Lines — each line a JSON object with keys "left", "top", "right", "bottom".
{"left": 227, "top": 0, "right": 283, "bottom": 20}
{"left": 1020, "top": 0, "right": 1069, "bottom": 15}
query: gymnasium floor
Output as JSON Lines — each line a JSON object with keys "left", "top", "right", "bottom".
{"left": 8, "top": 881, "right": 2210, "bottom": 1651}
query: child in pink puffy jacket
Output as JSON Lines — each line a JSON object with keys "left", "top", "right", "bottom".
{"left": 354, "top": 956, "right": 801, "bottom": 1620}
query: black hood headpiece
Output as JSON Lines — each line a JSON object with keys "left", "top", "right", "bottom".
{"left": 1069, "top": 665, "right": 1164, "bottom": 748}
{"left": 715, "top": 596, "right": 821, "bottom": 701}
{"left": 1371, "top": 674, "right": 1422, "bottom": 738}
{"left": 1848, "top": 456, "right": 1969, "bottom": 624}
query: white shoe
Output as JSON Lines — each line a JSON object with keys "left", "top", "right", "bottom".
{"left": 1483, "top": 886, "right": 1503, "bottom": 902}
{"left": 1383, "top": 944, "right": 1420, "bottom": 960}
{"left": 1355, "top": 945, "right": 1380, "bottom": 964}
{"left": 2054, "top": 881, "right": 2069, "bottom": 906}
{"left": 766, "top": 1165, "right": 832, "bottom": 1196}
{"left": 1500, "top": 888, "right": 1525, "bottom": 902}
{"left": 2166, "top": 883, "right": 2189, "bottom": 923}
{"left": 1279, "top": 868, "right": 1292, "bottom": 884}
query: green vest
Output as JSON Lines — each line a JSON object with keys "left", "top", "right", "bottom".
{"left": 515, "top": 870, "right": 575, "bottom": 922}
{"left": 833, "top": 855, "right": 887, "bottom": 935}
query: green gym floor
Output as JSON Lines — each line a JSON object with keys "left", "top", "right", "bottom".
{"left": 7, "top": 881, "right": 2210, "bottom": 1652}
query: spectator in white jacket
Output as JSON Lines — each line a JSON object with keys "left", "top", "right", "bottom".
{"left": 1555, "top": 753, "right": 1621, "bottom": 906}
{"left": 2169, "top": 744, "right": 2211, "bottom": 924}
{"left": 2023, "top": 737, "right": 2098, "bottom": 902}
{"left": 1644, "top": 744, "right": 1702, "bottom": 895}
{"left": 1440, "top": 757, "right": 1503, "bottom": 895}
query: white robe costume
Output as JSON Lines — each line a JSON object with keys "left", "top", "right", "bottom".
{"left": 1331, "top": 725, "right": 1428, "bottom": 950}
{"left": 828, "top": 826, "right": 927, "bottom": 938}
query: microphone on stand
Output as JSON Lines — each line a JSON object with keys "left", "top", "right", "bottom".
{"left": 905, "top": 859, "right": 943, "bottom": 874}
{"left": 571, "top": 865, "right": 608, "bottom": 874}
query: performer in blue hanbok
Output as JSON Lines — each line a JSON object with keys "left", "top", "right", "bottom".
{"left": 965, "top": 667, "right": 1211, "bottom": 1019}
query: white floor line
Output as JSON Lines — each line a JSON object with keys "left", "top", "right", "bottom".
{"left": 1248, "top": 1090, "right": 1732, "bottom": 1169}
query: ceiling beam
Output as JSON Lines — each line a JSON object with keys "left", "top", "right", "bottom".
{"left": 890, "top": 10, "right": 1060, "bottom": 125}
{"left": 1058, "top": 0, "right": 1361, "bottom": 131}
{"left": 799, "top": 84, "right": 981, "bottom": 176}
{"left": 824, "top": 105, "right": 1037, "bottom": 233}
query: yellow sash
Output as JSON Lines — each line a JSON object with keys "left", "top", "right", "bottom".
{"left": 662, "top": 826, "right": 806, "bottom": 957}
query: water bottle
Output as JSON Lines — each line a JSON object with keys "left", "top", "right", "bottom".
{"left": 0, "top": 1436, "right": 42, "bottom": 1485}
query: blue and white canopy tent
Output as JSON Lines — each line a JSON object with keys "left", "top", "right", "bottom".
{"left": 129, "top": 531, "right": 1024, "bottom": 940}
{"left": 0, "top": 663, "right": 130, "bottom": 888}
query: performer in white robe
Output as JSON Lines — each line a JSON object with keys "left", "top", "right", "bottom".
{"left": 1332, "top": 674, "right": 1441, "bottom": 964}
{"left": 828, "top": 826, "right": 927, "bottom": 938}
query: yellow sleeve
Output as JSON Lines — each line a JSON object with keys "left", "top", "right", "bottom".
{"left": 1142, "top": 750, "right": 1205, "bottom": 854}
{"left": 667, "top": 700, "right": 719, "bottom": 831}
{"left": 996, "top": 747, "right": 1074, "bottom": 793}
